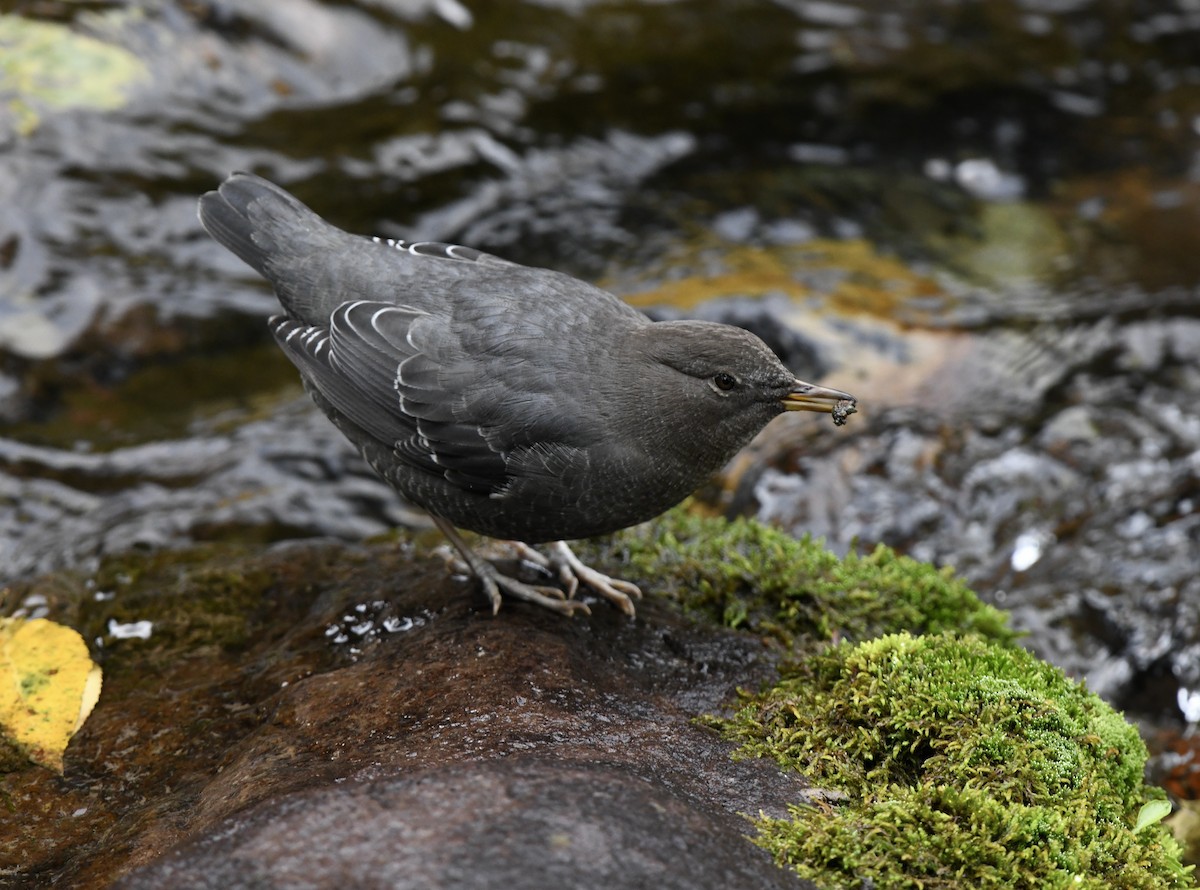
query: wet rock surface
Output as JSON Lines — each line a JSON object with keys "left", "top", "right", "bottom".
{"left": 118, "top": 759, "right": 805, "bottom": 890}
{"left": 5, "top": 539, "right": 811, "bottom": 888}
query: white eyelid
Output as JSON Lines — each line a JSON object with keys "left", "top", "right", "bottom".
{"left": 708, "top": 374, "right": 738, "bottom": 395}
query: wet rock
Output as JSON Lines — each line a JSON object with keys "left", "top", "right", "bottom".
{"left": 1037, "top": 404, "right": 1101, "bottom": 451}
{"left": 4, "top": 538, "right": 812, "bottom": 887}
{"left": 117, "top": 758, "right": 807, "bottom": 890}
{"left": 406, "top": 130, "right": 697, "bottom": 275}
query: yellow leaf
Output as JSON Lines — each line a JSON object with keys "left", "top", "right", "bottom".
{"left": 0, "top": 617, "right": 102, "bottom": 772}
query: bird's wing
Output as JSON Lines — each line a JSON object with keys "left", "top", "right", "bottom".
{"left": 271, "top": 301, "right": 516, "bottom": 494}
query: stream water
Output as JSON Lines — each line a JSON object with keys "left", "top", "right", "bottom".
{"left": 3, "top": 0, "right": 1200, "bottom": 791}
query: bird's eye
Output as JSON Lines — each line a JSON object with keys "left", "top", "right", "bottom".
{"left": 712, "top": 372, "right": 738, "bottom": 392}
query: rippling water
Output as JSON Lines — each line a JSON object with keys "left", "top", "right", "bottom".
{"left": 3, "top": 0, "right": 1199, "bottom": 753}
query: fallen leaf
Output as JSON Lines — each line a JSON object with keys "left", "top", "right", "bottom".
{"left": 0, "top": 617, "right": 102, "bottom": 772}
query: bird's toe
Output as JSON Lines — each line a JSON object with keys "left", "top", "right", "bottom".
{"left": 501, "top": 576, "right": 589, "bottom": 616}
{"left": 546, "top": 541, "right": 642, "bottom": 617}
{"left": 475, "top": 559, "right": 588, "bottom": 616}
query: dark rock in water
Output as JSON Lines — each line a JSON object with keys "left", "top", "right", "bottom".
{"left": 117, "top": 758, "right": 808, "bottom": 890}
{"left": 5, "top": 536, "right": 813, "bottom": 888}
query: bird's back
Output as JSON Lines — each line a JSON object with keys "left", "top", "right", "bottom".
{"left": 197, "top": 172, "right": 642, "bottom": 332}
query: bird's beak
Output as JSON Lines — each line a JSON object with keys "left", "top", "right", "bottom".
{"left": 782, "top": 380, "right": 857, "bottom": 423}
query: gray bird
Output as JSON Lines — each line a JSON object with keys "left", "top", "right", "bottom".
{"left": 198, "top": 173, "right": 856, "bottom": 617}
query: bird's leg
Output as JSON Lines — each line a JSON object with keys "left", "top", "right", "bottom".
{"left": 432, "top": 517, "right": 591, "bottom": 617}
{"left": 535, "top": 541, "right": 641, "bottom": 617}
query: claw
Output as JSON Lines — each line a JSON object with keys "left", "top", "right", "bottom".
{"left": 433, "top": 518, "right": 591, "bottom": 616}
{"left": 476, "top": 565, "right": 591, "bottom": 617}
{"left": 545, "top": 541, "right": 642, "bottom": 616}
{"left": 433, "top": 518, "right": 638, "bottom": 617}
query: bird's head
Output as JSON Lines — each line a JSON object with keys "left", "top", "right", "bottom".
{"left": 630, "top": 319, "right": 855, "bottom": 463}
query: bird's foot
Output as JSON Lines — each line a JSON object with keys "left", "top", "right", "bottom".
{"left": 434, "top": 517, "right": 591, "bottom": 617}
{"left": 514, "top": 541, "right": 642, "bottom": 617}
{"left": 472, "top": 558, "right": 592, "bottom": 618}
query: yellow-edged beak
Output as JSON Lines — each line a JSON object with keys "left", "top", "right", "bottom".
{"left": 783, "top": 381, "right": 857, "bottom": 427}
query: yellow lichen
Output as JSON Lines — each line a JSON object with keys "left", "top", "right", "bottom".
{"left": 617, "top": 238, "right": 946, "bottom": 321}
{"left": 0, "top": 14, "right": 148, "bottom": 136}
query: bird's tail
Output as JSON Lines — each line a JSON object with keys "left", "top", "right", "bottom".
{"left": 198, "top": 172, "right": 350, "bottom": 322}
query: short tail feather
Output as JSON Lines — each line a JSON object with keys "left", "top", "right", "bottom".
{"left": 198, "top": 172, "right": 346, "bottom": 322}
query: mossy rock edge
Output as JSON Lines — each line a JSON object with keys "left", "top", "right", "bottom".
{"left": 589, "top": 508, "right": 1191, "bottom": 887}
{"left": 718, "top": 632, "right": 1193, "bottom": 889}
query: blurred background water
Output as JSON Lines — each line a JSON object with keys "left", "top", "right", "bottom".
{"left": 3, "top": 0, "right": 1200, "bottom": 796}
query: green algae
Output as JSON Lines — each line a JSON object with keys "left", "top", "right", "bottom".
{"left": 614, "top": 235, "right": 948, "bottom": 321}
{"left": 80, "top": 545, "right": 281, "bottom": 674}
{"left": 9, "top": 328, "right": 301, "bottom": 453}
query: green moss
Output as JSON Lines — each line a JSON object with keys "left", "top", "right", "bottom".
{"left": 715, "top": 633, "right": 1193, "bottom": 889}
{"left": 580, "top": 505, "right": 1013, "bottom": 646}
{"left": 584, "top": 510, "right": 1187, "bottom": 883}
{"left": 80, "top": 545, "right": 280, "bottom": 675}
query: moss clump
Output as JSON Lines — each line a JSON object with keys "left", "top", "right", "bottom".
{"left": 580, "top": 506, "right": 1013, "bottom": 646}
{"left": 715, "top": 632, "right": 1193, "bottom": 889}
{"left": 85, "top": 545, "right": 278, "bottom": 659}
